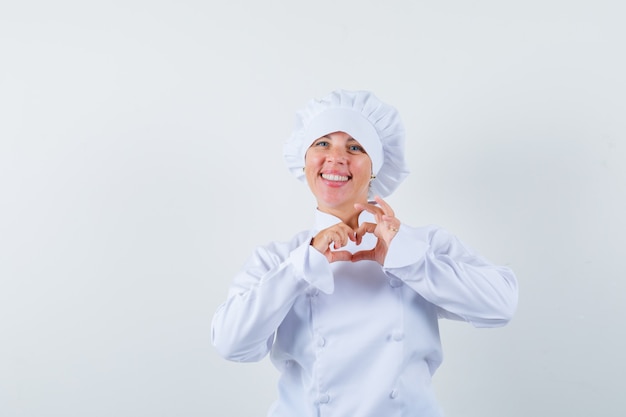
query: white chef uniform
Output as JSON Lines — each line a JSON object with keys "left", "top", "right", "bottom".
{"left": 212, "top": 209, "right": 518, "bottom": 417}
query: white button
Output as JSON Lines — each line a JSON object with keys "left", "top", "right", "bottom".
{"left": 317, "top": 336, "right": 326, "bottom": 347}
{"left": 390, "top": 389, "right": 398, "bottom": 399}
{"left": 389, "top": 278, "right": 403, "bottom": 288}
{"left": 318, "top": 393, "right": 330, "bottom": 404}
{"left": 391, "top": 330, "right": 404, "bottom": 341}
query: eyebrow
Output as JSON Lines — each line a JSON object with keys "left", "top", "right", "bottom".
{"left": 321, "top": 135, "right": 358, "bottom": 142}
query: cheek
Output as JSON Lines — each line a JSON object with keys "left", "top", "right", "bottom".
{"left": 304, "top": 152, "right": 323, "bottom": 170}
{"left": 304, "top": 155, "right": 318, "bottom": 182}
{"left": 356, "top": 158, "right": 373, "bottom": 177}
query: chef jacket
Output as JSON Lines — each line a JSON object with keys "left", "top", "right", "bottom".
{"left": 212, "top": 209, "right": 518, "bottom": 417}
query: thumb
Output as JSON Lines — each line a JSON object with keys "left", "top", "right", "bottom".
{"left": 351, "top": 249, "right": 375, "bottom": 263}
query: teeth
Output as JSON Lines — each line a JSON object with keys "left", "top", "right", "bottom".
{"left": 322, "top": 173, "right": 349, "bottom": 181}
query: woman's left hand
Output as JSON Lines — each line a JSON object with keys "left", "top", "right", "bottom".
{"left": 352, "top": 196, "right": 401, "bottom": 265}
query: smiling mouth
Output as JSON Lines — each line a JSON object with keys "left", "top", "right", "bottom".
{"left": 321, "top": 173, "right": 351, "bottom": 182}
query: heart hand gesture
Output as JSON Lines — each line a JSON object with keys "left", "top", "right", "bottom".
{"left": 352, "top": 196, "right": 400, "bottom": 265}
{"left": 310, "top": 196, "right": 401, "bottom": 265}
{"left": 310, "top": 221, "right": 358, "bottom": 263}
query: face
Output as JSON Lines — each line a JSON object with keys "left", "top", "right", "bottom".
{"left": 304, "top": 131, "right": 373, "bottom": 214}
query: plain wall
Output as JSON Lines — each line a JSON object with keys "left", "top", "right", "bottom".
{"left": 1, "top": 1, "right": 625, "bottom": 416}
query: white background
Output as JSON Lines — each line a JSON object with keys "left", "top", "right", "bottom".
{"left": 1, "top": 1, "right": 625, "bottom": 416}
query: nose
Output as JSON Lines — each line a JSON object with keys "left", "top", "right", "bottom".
{"left": 326, "top": 147, "right": 347, "bottom": 164}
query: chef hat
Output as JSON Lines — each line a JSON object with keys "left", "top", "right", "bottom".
{"left": 283, "top": 89, "right": 410, "bottom": 198}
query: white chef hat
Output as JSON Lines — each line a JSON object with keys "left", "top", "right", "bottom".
{"left": 283, "top": 89, "right": 410, "bottom": 198}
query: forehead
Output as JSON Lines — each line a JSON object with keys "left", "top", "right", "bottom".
{"left": 318, "top": 131, "right": 363, "bottom": 143}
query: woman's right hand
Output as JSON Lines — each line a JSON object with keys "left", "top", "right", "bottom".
{"left": 310, "top": 223, "right": 357, "bottom": 263}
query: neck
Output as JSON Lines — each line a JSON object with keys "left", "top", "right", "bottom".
{"left": 317, "top": 202, "right": 365, "bottom": 229}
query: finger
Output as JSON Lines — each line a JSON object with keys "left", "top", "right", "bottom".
{"left": 340, "top": 225, "right": 357, "bottom": 242}
{"left": 374, "top": 196, "right": 395, "bottom": 217}
{"left": 383, "top": 220, "right": 400, "bottom": 234}
{"left": 328, "top": 250, "right": 353, "bottom": 263}
{"left": 312, "top": 230, "right": 340, "bottom": 252}
{"left": 354, "top": 202, "right": 384, "bottom": 223}
{"left": 354, "top": 201, "right": 383, "bottom": 214}
{"left": 333, "top": 223, "right": 357, "bottom": 242}
{"left": 330, "top": 229, "right": 352, "bottom": 249}
{"left": 351, "top": 249, "right": 376, "bottom": 263}
{"left": 330, "top": 231, "right": 344, "bottom": 249}
{"left": 372, "top": 197, "right": 400, "bottom": 234}
{"left": 355, "top": 222, "right": 377, "bottom": 239}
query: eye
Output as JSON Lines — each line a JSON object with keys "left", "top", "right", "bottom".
{"left": 348, "top": 144, "right": 365, "bottom": 153}
{"left": 313, "top": 140, "right": 329, "bottom": 147}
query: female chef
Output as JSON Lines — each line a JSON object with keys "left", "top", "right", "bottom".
{"left": 211, "top": 89, "right": 518, "bottom": 417}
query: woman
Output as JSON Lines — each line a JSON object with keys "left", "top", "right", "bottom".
{"left": 211, "top": 90, "right": 518, "bottom": 416}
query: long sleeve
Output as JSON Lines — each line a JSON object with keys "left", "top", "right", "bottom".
{"left": 383, "top": 224, "right": 518, "bottom": 327}
{"left": 211, "top": 232, "right": 334, "bottom": 362}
